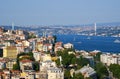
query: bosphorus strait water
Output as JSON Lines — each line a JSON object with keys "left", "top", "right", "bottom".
{"left": 56, "top": 35, "right": 120, "bottom": 53}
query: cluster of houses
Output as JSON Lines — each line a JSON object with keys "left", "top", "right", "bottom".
{"left": 0, "top": 27, "right": 102, "bottom": 79}
{"left": 0, "top": 27, "right": 65, "bottom": 79}
{"left": 100, "top": 53, "right": 120, "bottom": 66}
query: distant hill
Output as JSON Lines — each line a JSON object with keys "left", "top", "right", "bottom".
{"left": 80, "top": 22, "right": 120, "bottom": 27}
{"left": 1, "top": 22, "right": 120, "bottom": 28}
{"left": 96, "top": 22, "right": 120, "bottom": 26}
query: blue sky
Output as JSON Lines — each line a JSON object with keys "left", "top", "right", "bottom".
{"left": 0, "top": 0, "right": 120, "bottom": 25}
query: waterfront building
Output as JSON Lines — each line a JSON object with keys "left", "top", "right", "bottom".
{"left": 100, "top": 54, "right": 108, "bottom": 64}
{"left": 117, "top": 54, "right": 120, "bottom": 65}
{"left": 100, "top": 53, "right": 119, "bottom": 66}
{"left": 54, "top": 42, "right": 64, "bottom": 53}
{"left": 64, "top": 43, "right": 73, "bottom": 49}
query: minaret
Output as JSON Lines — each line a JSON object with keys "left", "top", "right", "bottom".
{"left": 12, "top": 22, "right": 14, "bottom": 31}
{"left": 94, "top": 23, "right": 97, "bottom": 36}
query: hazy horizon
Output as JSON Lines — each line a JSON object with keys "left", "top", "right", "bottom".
{"left": 0, "top": 0, "right": 120, "bottom": 26}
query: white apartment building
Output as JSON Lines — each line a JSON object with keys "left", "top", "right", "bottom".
{"left": 41, "top": 54, "right": 52, "bottom": 62}
{"left": 64, "top": 43, "right": 73, "bottom": 49}
{"left": 100, "top": 53, "right": 119, "bottom": 66}
{"left": 33, "top": 52, "right": 41, "bottom": 61}
{"left": 47, "top": 67, "right": 64, "bottom": 79}
{"left": 40, "top": 60, "right": 64, "bottom": 79}
{"left": 40, "top": 60, "right": 56, "bottom": 71}
{"left": 117, "top": 55, "right": 120, "bottom": 65}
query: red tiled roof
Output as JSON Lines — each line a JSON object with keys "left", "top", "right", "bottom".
{"left": 11, "top": 70, "right": 21, "bottom": 73}
{"left": 20, "top": 59, "right": 32, "bottom": 63}
{"left": 0, "top": 59, "right": 6, "bottom": 62}
{"left": 0, "top": 72, "right": 4, "bottom": 75}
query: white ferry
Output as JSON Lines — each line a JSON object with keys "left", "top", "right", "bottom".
{"left": 114, "top": 39, "right": 120, "bottom": 43}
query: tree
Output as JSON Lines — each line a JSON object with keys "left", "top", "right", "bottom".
{"left": 109, "top": 64, "right": 120, "bottom": 78}
{"left": 55, "top": 59, "right": 60, "bottom": 66}
{"left": 72, "top": 73, "right": 84, "bottom": 79}
{"left": 33, "top": 62, "right": 39, "bottom": 71}
{"left": 13, "top": 63, "right": 20, "bottom": 70}
{"left": 57, "top": 51, "right": 63, "bottom": 56}
{"left": 17, "top": 52, "right": 35, "bottom": 61}
{"left": 62, "top": 53, "right": 76, "bottom": 67}
{"left": 28, "top": 52, "right": 35, "bottom": 61}
{"left": 28, "top": 33, "right": 36, "bottom": 39}
{"left": 76, "top": 56, "right": 89, "bottom": 67}
{"left": 57, "top": 49, "right": 77, "bottom": 67}
{"left": 53, "top": 35, "right": 57, "bottom": 43}
{"left": 71, "top": 57, "right": 77, "bottom": 64}
{"left": 85, "top": 77, "right": 92, "bottom": 79}
{"left": 64, "top": 69, "right": 71, "bottom": 79}
{"left": 94, "top": 52, "right": 102, "bottom": 61}
{"left": 57, "top": 50, "right": 90, "bottom": 69}
{"left": 95, "top": 62, "right": 108, "bottom": 79}
{"left": 0, "top": 49, "right": 3, "bottom": 57}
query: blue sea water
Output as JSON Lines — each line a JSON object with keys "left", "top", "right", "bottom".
{"left": 56, "top": 35, "right": 120, "bottom": 53}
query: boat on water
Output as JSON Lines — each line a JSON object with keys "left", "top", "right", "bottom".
{"left": 77, "top": 42, "right": 81, "bottom": 44}
{"left": 114, "top": 39, "right": 120, "bottom": 43}
{"left": 87, "top": 37, "right": 91, "bottom": 40}
{"left": 73, "top": 37, "right": 76, "bottom": 41}
{"left": 92, "top": 50, "right": 101, "bottom": 53}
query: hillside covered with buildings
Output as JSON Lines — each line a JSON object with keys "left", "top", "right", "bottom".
{"left": 0, "top": 27, "right": 120, "bottom": 79}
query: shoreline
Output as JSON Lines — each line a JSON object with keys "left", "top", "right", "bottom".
{"left": 55, "top": 34, "right": 120, "bottom": 53}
